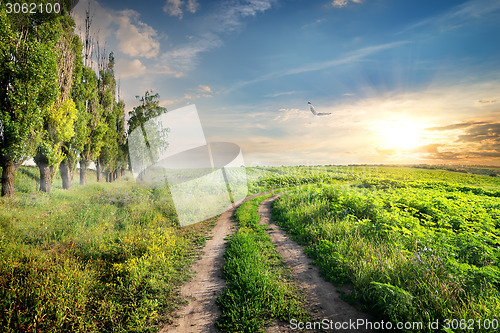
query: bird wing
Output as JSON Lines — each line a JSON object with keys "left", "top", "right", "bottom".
{"left": 317, "top": 112, "right": 332, "bottom": 116}
{"left": 308, "top": 102, "right": 318, "bottom": 116}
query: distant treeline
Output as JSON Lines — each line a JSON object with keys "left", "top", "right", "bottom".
{"left": 0, "top": 1, "right": 166, "bottom": 197}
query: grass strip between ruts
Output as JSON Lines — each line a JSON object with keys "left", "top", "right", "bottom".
{"left": 216, "top": 192, "right": 310, "bottom": 332}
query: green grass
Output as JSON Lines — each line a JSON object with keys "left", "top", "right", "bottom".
{"left": 4, "top": 164, "right": 500, "bottom": 332}
{"left": 0, "top": 166, "right": 216, "bottom": 332}
{"left": 271, "top": 168, "right": 500, "bottom": 332}
{"left": 216, "top": 193, "right": 310, "bottom": 332}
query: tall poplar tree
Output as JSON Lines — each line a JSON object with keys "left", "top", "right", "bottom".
{"left": 34, "top": 12, "right": 81, "bottom": 193}
{"left": 0, "top": 2, "right": 59, "bottom": 197}
{"left": 95, "top": 51, "right": 116, "bottom": 182}
{"left": 75, "top": 6, "right": 107, "bottom": 186}
{"left": 59, "top": 38, "right": 84, "bottom": 190}
{"left": 127, "top": 91, "right": 168, "bottom": 180}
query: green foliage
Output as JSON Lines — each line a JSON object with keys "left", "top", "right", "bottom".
{"left": 72, "top": 66, "right": 96, "bottom": 155}
{"left": 270, "top": 167, "right": 500, "bottom": 331}
{"left": 58, "top": 15, "right": 84, "bottom": 173}
{"left": 127, "top": 91, "right": 168, "bottom": 177}
{"left": 0, "top": 4, "right": 59, "bottom": 164}
{"left": 216, "top": 194, "right": 310, "bottom": 332}
{"left": 247, "top": 167, "right": 348, "bottom": 194}
{"left": 98, "top": 55, "right": 127, "bottom": 177}
{"left": 74, "top": 66, "right": 107, "bottom": 164}
{"left": 114, "top": 100, "right": 129, "bottom": 172}
{"left": 0, "top": 167, "right": 216, "bottom": 332}
{"left": 127, "top": 90, "right": 167, "bottom": 135}
{"left": 37, "top": 99, "right": 79, "bottom": 170}
{"left": 48, "top": 99, "right": 78, "bottom": 143}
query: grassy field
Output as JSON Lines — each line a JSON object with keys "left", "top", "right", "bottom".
{"left": 269, "top": 166, "right": 500, "bottom": 332}
{"left": 2, "top": 164, "right": 500, "bottom": 332}
{"left": 0, "top": 166, "right": 216, "bottom": 332}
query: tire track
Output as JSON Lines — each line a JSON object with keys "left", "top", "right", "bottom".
{"left": 259, "top": 194, "right": 374, "bottom": 333}
{"left": 159, "top": 191, "right": 276, "bottom": 333}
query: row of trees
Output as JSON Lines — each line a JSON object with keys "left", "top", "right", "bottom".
{"left": 0, "top": 1, "right": 129, "bottom": 197}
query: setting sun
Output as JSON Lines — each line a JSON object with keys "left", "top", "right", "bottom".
{"left": 379, "top": 121, "right": 424, "bottom": 150}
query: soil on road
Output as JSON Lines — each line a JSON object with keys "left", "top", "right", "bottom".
{"left": 159, "top": 192, "right": 272, "bottom": 333}
{"left": 259, "top": 194, "right": 374, "bottom": 333}
{"left": 161, "top": 192, "right": 373, "bottom": 333}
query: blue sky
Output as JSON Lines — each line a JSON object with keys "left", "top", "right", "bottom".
{"left": 72, "top": 0, "right": 500, "bottom": 166}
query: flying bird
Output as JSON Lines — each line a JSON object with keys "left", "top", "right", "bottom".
{"left": 308, "top": 102, "right": 331, "bottom": 116}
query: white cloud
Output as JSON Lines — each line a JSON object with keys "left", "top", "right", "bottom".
{"left": 443, "top": 0, "right": 500, "bottom": 21}
{"left": 198, "top": 85, "right": 212, "bottom": 93}
{"left": 159, "top": 0, "right": 275, "bottom": 75}
{"left": 333, "top": 0, "right": 348, "bottom": 7}
{"left": 195, "top": 84, "right": 214, "bottom": 98}
{"left": 115, "top": 59, "right": 147, "bottom": 78}
{"left": 187, "top": 0, "right": 200, "bottom": 13}
{"left": 73, "top": 0, "right": 276, "bottom": 83}
{"left": 159, "top": 99, "right": 178, "bottom": 107}
{"left": 164, "top": 0, "right": 183, "bottom": 17}
{"left": 212, "top": 0, "right": 276, "bottom": 33}
{"left": 302, "top": 18, "right": 325, "bottom": 29}
{"left": 115, "top": 10, "right": 160, "bottom": 59}
{"left": 265, "top": 90, "right": 299, "bottom": 98}
{"left": 71, "top": 0, "right": 113, "bottom": 44}
{"left": 154, "top": 64, "right": 185, "bottom": 78}
{"left": 160, "top": 33, "right": 222, "bottom": 76}
{"left": 332, "top": 0, "right": 363, "bottom": 8}
{"left": 72, "top": 1, "right": 161, "bottom": 60}
{"left": 274, "top": 107, "right": 309, "bottom": 122}
{"left": 163, "top": 0, "right": 200, "bottom": 19}
{"left": 400, "top": 0, "right": 500, "bottom": 34}
{"left": 179, "top": 85, "right": 215, "bottom": 101}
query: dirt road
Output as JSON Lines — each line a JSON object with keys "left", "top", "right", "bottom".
{"left": 160, "top": 192, "right": 272, "bottom": 333}
{"left": 259, "top": 194, "right": 373, "bottom": 333}
{"left": 161, "top": 192, "right": 373, "bottom": 332}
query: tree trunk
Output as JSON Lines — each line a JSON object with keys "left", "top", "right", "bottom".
{"left": 80, "top": 160, "right": 87, "bottom": 185}
{"left": 113, "top": 170, "right": 118, "bottom": 181}
{"left": 96, "top": 158, "right": 102, "bottom": 182}
{"left": 38, "top": 163, "right": 52, "bottom": 193}
{"left": 35, "top": 150, "right": 52, "bottom": 193}
{"left": 67, "top": 151, "right": 76, "bottom": 182}
{"left": 1, "top": 158, "right": 16, "bottom": 198}
{"left": 60, "top": 159, "right": 72, "bottom": 190}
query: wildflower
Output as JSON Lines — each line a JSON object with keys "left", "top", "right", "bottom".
{"left": 414, "top": 253, "right": 424, "bottom": 264}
